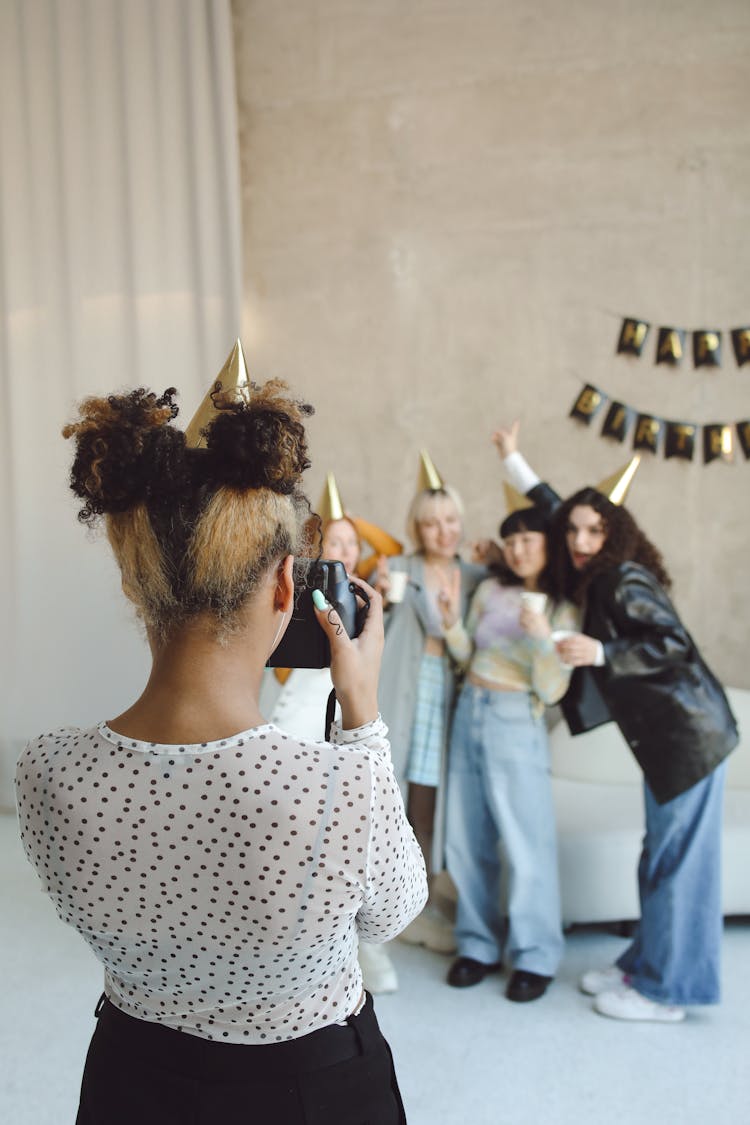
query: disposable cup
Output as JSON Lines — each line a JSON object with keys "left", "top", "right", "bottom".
{"left": 520, "top": 591, "right": 547, "bottom": 615}
{"left": 387, "top": 571, "right": 409, "bottom": 604}
{"left": 551, "top": 629, "right": 577, "bottom": 670}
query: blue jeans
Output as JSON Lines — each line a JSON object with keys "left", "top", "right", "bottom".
{"left": 617, "top": 762, "right": 726, "bottom": 1005}
{"left": 445, "top": 684, "right": 563, "bottom": 975}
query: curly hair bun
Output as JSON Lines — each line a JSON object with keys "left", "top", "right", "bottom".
{"left": 201, "top": 378, "right": 313, "bottom": 494}
{"left": 63, "top": 388, "right": 187, "bottom": 523}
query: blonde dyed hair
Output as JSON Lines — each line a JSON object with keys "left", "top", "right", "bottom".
{"left": 106, "top": 487, "right": 304, "bottom": 640}
{"left": 406, "top": 486, "right": 464, "bottom": 552}
{"left": 106, "top": 505, "right": 179, "bottom": 628}
{"left": 188, "top": 487, "right": 300, "bottom": 618}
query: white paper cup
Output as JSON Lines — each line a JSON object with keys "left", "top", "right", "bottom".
{"left": 520, "top": 591, "right": 547, "bottom": 615}
{"left": 551, "top": 629, "right": 577, "bottom": 669}
{"left": 387, "top": 571, "right": 409, "bottom": 604}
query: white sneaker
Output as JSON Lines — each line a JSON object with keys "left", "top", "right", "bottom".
{"left": 358, "top": 942, "right": 398, "bottom": 994}
{"left": 594, "top": 985, "right": 686, "bottom": 1023}
{"left": 399, "top": 907, "right": 457, "bottom": 955}
{"left": 579, "top": 966, "right": 626, "bottom": 996}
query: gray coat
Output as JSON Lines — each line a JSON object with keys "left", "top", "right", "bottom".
{"left": 376, "top": 554, "right": 486, "bottom": 794}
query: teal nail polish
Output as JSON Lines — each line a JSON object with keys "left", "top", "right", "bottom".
{"left": 312, "top": 589, "right": 330, "bottom": 611}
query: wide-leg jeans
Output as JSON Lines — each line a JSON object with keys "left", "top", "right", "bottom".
{"left": 617, "top": 761, "right": 726, "bottom": 1005}
{"left": 445, "top": 683, "right": 564, "bottom": 976}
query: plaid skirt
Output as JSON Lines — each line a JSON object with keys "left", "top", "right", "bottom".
{"left": 405, "top": 653, "right": 448, "bottom": 787}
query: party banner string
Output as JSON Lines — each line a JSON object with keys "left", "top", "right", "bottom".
{"left": 569, "top": 383, "right": 750, "bottom": 464}
{"left": 613, "top": 316, "right": 750, "bottom": 370}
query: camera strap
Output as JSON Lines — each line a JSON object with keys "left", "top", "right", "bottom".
{"left": 325, "top": 688, "right": 337, "bottom": 742}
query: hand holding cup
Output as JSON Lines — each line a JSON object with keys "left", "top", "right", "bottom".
{"left": 519, "top": 590, "right": 549, "bottom": 638}
{"left": 552, "top": 631, "right": 599, "bottom": 668}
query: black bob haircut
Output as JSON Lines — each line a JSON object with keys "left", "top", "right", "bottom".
{"left": 499, "top": 506, "right": 548, "bottom": 540}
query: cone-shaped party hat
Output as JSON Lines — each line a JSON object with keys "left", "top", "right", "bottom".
{"left": 184, "top": 339, "right": 252, "bottom": 449}
{"left": 502, "top": 481, "right": 535, "bottom": 515}
{"left": 317, "top": 472, "right": 346, "bottom": 524}
{"left": 417, "top": 449, "right": 444, "bottom": 492}
{"left": 597, "top": 456, "right": 641, "bottom": 506}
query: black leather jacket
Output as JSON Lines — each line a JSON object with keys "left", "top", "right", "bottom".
{"left": 529, "top": 483, "right": 738, "bottom": 804}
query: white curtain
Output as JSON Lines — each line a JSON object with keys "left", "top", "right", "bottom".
{"left": 0, "top": 0, "right": 242, "bottom": 807}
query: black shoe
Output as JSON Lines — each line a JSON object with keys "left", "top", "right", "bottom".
{"left": 447, "top": 957, "right": 503, "bottom": 988}
{"left": 505, "top": 969, "right": 552, "bottom": 1003}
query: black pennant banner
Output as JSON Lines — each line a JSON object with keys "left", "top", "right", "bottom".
{"left": 693, "top": 331, "right": 722, "bottom": 368}
{"left": 655, "top": 327, "right": 686, "bottom": 366}
{"left": 633, "top": 414, "right": 663, "bottom": 453}
{"left": 665, "top": 423, "right": 697, "bottom": 461}
{"left": 569, "top": 384, "right": 605, "bottom": 424}
{"left": 616, "top": 318, "right": 650, "bottom": 357}
{"left": 737, "top": 421, "right": 750, "bottom": 459}
{"left": 600, "top": 401, "right": 631, "bottom": 442}
{"left": 616, "top": 316, "right": 749, "bottom": 369}
{"left": 569, "top": 384, "right": 745, "bottom": 465}
{"left": 731, "top": 329, "right": 750, "bottom": 367}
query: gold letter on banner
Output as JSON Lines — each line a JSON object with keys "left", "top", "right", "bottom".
{"left": 569, "top": 385, "right": 604, "bottom": 425}
{"left": 656, "top": 327, "right": 685, "bottom": 366}
{"left": 664, "top": 422, "right": 697, "bottom": 460}
{"left": 616, "top": 318, "right": 650, "bottom": 357}
{"left": 601, "top": 401, "right": 629, "bottom": 442}
{"left": 737, "top": 421, "right": 750, "bottom": 459}
{"left": 693, "top": 331, "right": 722, "bottom": 368}
{"left": 731, "top": 328, "right": 750, "bottom": 367}
{"left": 703, "top": 425, "right": 733, "bottom": 464}
{"left": 633, "top": 414, "right": 662, "bottom": 453}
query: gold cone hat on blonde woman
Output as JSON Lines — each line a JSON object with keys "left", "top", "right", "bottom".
{"left": 184, "top": 339, "right": 252, "bottom": 448}
{"left": 416, "top": 449, "right": 445, "bottom": 492}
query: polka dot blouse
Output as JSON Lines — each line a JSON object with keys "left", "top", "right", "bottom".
{"left": 15, "top": 716, "right": 427, "bottom": 1043}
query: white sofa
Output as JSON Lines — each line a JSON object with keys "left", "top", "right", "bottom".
{"left": 550, "top": 687, "right": 750, "bottom": 927}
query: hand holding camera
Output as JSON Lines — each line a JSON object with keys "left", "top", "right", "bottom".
{"left": 267, "top": 559, "right": 382, "bottom": 729}
{"left": 312, "top": 574, "right": 383, "bottom": 730}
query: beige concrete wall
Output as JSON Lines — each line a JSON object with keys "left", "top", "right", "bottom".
{"left": 232, "top": 0, "right": 750, "bottom": 687}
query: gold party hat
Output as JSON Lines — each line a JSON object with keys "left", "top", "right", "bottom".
{"left": 184, "top": 339, "right": 252, "bottom": 448}
{"left": 417, "top": 449, "right": 444, "bottom": 492}
{"left": 502, "top": 482, "right": 535, "bottom": 514}
{"left": 597, "top": 456, "right": 641, "bottom": 506}
{"left": 317, "top": 473, "right": 346, "bottom": 523}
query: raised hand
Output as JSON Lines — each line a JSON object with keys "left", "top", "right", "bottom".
{"left": 491, "top": 419, "right": 521, "bottom": 459}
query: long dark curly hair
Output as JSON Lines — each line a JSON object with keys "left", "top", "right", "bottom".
{"left": 548, "top": 487, "right": 671, "bottom": 605}
{"left": 63, "top": 379, "right": 315, "bottom": 638}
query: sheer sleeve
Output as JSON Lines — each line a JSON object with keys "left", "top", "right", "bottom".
{"left": 330, "top": 717, "right": 427, "bottom": 941}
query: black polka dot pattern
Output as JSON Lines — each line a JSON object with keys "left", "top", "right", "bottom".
{"left": 15, "top": 717, "right": 427, "bottom": 1043}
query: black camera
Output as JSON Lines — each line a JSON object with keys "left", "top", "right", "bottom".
{"left": 267, "top": 559, "right": 369, "bottom": 669}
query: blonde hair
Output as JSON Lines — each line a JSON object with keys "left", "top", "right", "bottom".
{"left": 406, "top": 486, "right": 464, "bottom": 551}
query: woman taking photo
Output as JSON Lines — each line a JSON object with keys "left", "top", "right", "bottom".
{"left": 268, "top": 473, "right": 403, "bottom": 995}
{"left": 439, "top": 505, "right": 578, "bottom": 1003}
{"left": 15, "top": 366, "right": 427, "bottom": 1124}
{"left": 375, "top": 453, "right": 485, "bottom": 953}
{"left": 495, "top": 423, "right": 738, "bottom": 1023}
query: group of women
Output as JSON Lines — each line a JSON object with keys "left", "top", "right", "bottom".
{"left": 14, "top": 360, "right": 738, "bottom": 1124}
{"left": 365, "top": 422, "right": 737, "bottom": 1023}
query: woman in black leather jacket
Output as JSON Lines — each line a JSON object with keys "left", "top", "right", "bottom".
{"left": 496, "top": 427, "right": 737, "bottom": 1024}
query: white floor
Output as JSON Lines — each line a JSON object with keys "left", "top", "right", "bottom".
{"left": 2, "top": 810, "right": 749, "bottom": 1125}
